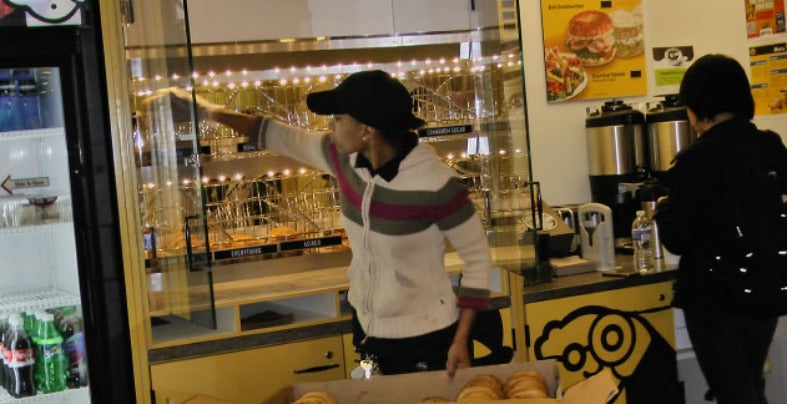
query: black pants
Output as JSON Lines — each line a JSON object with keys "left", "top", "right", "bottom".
{"left": 683, "top": 307, "right": 778, "bottom": 404}
{"left": 351, "top": 308, "right": 459, "bottom": 375}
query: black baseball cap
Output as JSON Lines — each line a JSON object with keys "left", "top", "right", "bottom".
{"left": 306, "top": 70, "right": 425, "bottom": 131}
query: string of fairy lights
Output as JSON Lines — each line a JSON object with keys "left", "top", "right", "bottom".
{"left": 129, "top": 53, "right": 523, "bottom": 96}
{"left": 135, "top": 53, "right": 527, "bottom": 191}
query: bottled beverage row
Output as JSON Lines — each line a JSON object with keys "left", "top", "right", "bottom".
{"left": 0, "top": 70, "right": 44, "bottom": 132}
{"left": 0, "top": 307, "right": 88, "bottom": 399}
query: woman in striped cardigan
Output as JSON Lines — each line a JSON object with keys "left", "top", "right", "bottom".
{"left": 160, "top": 70, "right": 493, "bottom": 377}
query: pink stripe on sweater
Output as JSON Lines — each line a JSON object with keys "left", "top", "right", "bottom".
{"left": 457, "top": 295, "right": 492, "bottom": 310}
{"left": 370, "top": 186, "right": 469, "bottom": 221}
{"left": 329, "top": 145, "right": 362, "bottom": 209}
{"left": 328, "top": 145, "right": 468, "bottom": 222}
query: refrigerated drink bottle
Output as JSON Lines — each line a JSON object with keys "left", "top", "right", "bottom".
{"left": 6, "top": 315, "right": 36, "bottom": 397}
{"left": 0, "top": 77, "right": 17, "bottom": 131}
{"left": 15, "top": 73, "right": 41, "bottom": 130}
{"left": 3, "top": 312, "right": 22, "bottom": 393}
{"left": 58, "top": 306, "right": 88, "bottom": 388}
{"left": 22, "top": 311, "right": 36, "bottom": 337}
{"left": 0, "top": 312, "right": 7, "bottom": 388}
{"left": 36, "top": 312, "right": 66, "bottom": 393}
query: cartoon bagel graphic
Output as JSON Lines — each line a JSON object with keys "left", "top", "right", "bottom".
{"left": 533, "top": 305, "right": 683, "bottom": 403}
{"left": 6, "top": 0, "right": 85, "bottom": 25}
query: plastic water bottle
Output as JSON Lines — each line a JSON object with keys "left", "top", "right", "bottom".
{"left": 35, "top": 313, "right": 66, "bottom": 393}
{"left": 632, "top": 210, "right": 653, "bottom": 271}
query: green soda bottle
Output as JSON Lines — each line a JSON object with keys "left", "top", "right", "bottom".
{"left": 22, "top": 312, "right": 36, "bottom": 337}
{"left": 35, "top": 312, "right": 66, "bottom": 393}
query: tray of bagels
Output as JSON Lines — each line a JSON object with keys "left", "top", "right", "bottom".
{"left": 264, "top": 359, "right": 618, "bottom": 404}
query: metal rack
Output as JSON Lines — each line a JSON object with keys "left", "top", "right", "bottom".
{"left": 139, "top": 169, "right": 344, "bottom": 259}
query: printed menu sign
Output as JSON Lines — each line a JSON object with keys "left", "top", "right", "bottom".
{"left": 749, "top": 42, "right": 787, "bottom": 116}
{"left": 745, "top": 0, "right": 786, "bottom": 39}
{"left": 541, "top": 0, "right": 647, "bottom": 103}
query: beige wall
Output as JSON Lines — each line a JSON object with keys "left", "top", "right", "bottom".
{"left": 520, "top": 0, "right": 787, "bottom": 205}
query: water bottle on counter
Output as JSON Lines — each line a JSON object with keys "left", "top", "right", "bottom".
{"left": 631, "top": 210, "right": 653, "bottom": 271}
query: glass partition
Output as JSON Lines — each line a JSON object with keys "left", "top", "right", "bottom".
{"left": 123, "top": 0, "right": 537, "bottom": 345}
{"left": 123, "top": 0, "right": 217, "bottom": 338}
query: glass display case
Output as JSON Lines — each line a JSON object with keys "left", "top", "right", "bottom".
{"left": 122, "top": 0, "right": 539, "bottom": 347}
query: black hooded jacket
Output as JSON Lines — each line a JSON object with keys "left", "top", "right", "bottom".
{"left": 655, "top": 118, "right": 787, "bottom": 313}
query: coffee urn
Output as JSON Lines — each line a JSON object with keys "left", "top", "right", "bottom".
{"left": 585, "top": 100, "right": 647, "bottom": 239}
{"left": 646, "top": 94, "right": 697, "bottom": 181}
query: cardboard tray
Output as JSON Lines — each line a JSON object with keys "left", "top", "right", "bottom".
{"left": 264, "top": 360, "right": 618, "bottom": 404}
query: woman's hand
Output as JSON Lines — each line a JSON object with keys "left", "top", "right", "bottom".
{"left": 142, "top": 87, "right": 225, "bottom": 122}
{"left": 445, "top": 339, "right": 471, "bottom": 379}
{"left": 446, "top": 308, "right": 476, "bottom": 378}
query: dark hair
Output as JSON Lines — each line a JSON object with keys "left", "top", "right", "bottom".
{"left": 679, "top": 54, "right": 755, "bottom": 121}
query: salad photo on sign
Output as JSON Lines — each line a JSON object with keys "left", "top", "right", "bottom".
{"left": 541, "top": 0, "right": 647, "bottom": 103}
{"left": 545, "top": 46, "right": 587, "bottom": 102}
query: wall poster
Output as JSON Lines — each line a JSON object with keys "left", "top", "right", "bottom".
{"left": 749, "top": 42, "right": 787, "bottom": 116}
{"left": 651, "top": 46, "right": 694, "bottom": 94}
{"left": 745, "top": 0, "right": 786, "bottom": 39}
{"left": 541, "top": 0, "right": 646, "bottom": 103}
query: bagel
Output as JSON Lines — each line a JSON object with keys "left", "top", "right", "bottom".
{"left": 456, "top": 384, "right": 503, "bottom": 401}
{"left": 464, "top": 374, "right": 504, "bottom": 394}
{"left": 419, "top": 396, "right": 451, "bottom": 402}
{"left": 504, "top": 370, "right": 549, "bottom": 399}
{"left": 269, "top": 225, "right": 298, "bottom": 239}
{"left": 292, "top": 391, "right": 337, "bottom": 404}
{"left": 565, "top": 10, "right": 616, "bottom": 66}
{"left": 506, "top": 379, "right": 549, "bottom": 399}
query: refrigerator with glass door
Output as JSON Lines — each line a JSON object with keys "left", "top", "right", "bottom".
{"left": 0, "top": 2, "right": 135, "bottom": 403}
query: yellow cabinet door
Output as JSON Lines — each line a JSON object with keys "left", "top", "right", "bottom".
{"left": 524, "top": 281, "right": 679, "bottom": 404}
{"left": 151, "top": 336, "right": 345, "bottom": 404}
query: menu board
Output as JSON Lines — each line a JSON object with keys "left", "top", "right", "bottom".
{"left": 541, "top": 0, "right": 647, "bottom": 103}
{"left": 749, "top": 42, "right": 787, "bottom": 116}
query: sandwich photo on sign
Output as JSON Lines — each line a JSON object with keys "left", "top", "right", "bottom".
{"left": 540, "top": 0, "right": 647, "bottom": 102}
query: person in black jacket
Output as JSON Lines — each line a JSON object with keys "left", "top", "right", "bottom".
{"left": 655, "top": 54, "right": 787, "bottom": 404}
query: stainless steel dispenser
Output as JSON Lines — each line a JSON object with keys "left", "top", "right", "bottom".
{"left": 585, "top": 99, "right": 646, "bottom": 239}
{"left": 646, "top": 94, "right": 696, "bottom": 180}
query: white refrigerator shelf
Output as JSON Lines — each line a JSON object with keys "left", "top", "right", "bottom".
{"left": 0, "top": 288, "right": 80, "bottom": 314}
{"left": 0, "top": 127, "right": 65, "bottom": 142}
{"left": 0, "top": 387, "right": 89, "bottom": 403}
